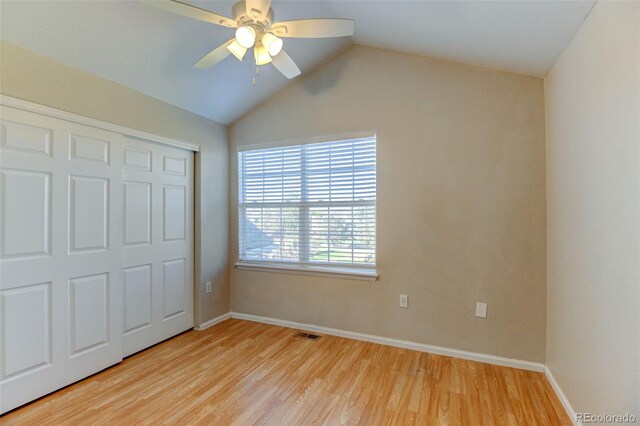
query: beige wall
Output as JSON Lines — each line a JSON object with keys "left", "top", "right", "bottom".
{"left": 0, "top": 40, "right": 230, "bottom": 324}
{"left": 545, "top": 0, "right": 640, "bottom": 417}
{"left": 230, "top": 45, "right": 547, "bottom": 362}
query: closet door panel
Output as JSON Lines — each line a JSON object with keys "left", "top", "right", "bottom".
{"left": 59, "top": 120, "right": 123, "bottom": 385}
{"left": 122, "top": 138, "right": 193, "bottom": 357}
{"left": 0, "top": 108, "right": 63, "bottom": 413}
{"left": 0, "top": 107, "right": 123, "bottom": 413}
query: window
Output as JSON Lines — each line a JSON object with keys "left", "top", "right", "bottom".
{"left": 237, "top": 135, "right": 376, "bottom": 278}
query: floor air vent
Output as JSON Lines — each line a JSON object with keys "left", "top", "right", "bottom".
{"left": 295, "top": 332, "right": 321, "bottom": 340}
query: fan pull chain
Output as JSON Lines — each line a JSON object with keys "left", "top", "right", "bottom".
{"left": 253, "top": 65, "right": 261, "bottom": 87}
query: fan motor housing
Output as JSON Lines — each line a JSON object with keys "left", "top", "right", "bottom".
{"left": 232, "top": 1, "right": 274, "bottom": 34}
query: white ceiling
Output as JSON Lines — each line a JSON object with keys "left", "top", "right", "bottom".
{"left": 0, "top": 0, "right": 595, "bottom": 124}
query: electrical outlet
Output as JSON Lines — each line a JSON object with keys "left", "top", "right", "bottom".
{"left": 400, "top": 294, "right": 408, "bottom": 308}
{"left": 205, "top": 282, "right": 212, "bottom": 293}
{"left": 475, "top": 302, "right": 487, "bottom": 318}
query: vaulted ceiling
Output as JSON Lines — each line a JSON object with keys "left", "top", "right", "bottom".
{"left": 0, "top": 0, "right": 595, "bottom": 124}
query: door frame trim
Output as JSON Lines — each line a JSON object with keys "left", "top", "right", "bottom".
{"left": 0, "top": 96, "right": 200, "bottom": 152}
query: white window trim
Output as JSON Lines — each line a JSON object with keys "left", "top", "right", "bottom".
{"left": 237, "top": 130, "right": 376, "bottom": 152}
{"left": 235, "top": 261, "right": 379, "bottom": 281}
{"left": 237, "top": 131, "right": 377, "bottom": 277}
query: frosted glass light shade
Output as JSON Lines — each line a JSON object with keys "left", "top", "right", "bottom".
{"left": 227, "top": 39, "right": 247, "bottom": 60}
{"left": 235, "top": 26, "right": 256, "bottom": 48}
{"left": 254, "top": 43, "right": 272, "bottom": 65}
{"left": 261, "top": 33, "right": 283, "bottom": 56}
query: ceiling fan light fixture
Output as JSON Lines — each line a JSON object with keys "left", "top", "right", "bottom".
{"left": 235, "top": 26, "right": 256, "bottom": 48}
{"left": 254, "top": 42, "right": 272, "bottom": 65}
{"left": 261, "top": 33, "right": 283, "bottom": 56}
{"left": 142, "top": 0, "right": 355, "bottom": 80}
{"left": 227, "top": 39, "right": 247, "bottom": 60}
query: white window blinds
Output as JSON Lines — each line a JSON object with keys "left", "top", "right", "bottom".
{"left": 238, "top": 136, "right": 376, "bottom": 268}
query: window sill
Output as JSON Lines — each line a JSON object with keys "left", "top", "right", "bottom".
{"left": 234, "top": 261, "right": 379, "bottom": 282}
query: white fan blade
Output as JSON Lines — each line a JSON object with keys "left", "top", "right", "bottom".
{"left": 194, "top": 39, "right": 234, "bottom": 69}
{"left": 270, "top": 19, "right": 355, "bottom": 38}
{"left": 271, "top": 50, "right": 301, "bottom": 79}
{"left": 245, "top": 0, "right": 271, "bottom": 22}
{"left": 141, "top": 0, "right": 236, "bottom": 28}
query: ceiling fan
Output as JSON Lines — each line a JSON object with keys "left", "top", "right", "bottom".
{"left": 142, "top": 0, "right": 355, "bottom": 79}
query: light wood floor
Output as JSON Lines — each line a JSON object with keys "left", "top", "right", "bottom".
{"left": 2, "top": 319, "right": 569, "bottom": 425}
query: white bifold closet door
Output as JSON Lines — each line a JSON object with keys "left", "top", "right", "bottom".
{"left": 0, "top": 106, "right": 124, "bottom": 413}
{"left": 0, "top": 104, "right": 194, "bottom": 413}
{"left": 121, "top": 137, "right": 194, "bottom": 357}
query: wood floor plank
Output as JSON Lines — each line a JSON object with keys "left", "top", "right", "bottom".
{"left": 1, "top": 319, "right": 571, "bottom": 425}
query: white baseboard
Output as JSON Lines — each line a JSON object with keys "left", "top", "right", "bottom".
{"left": 545, "top": 365, "right": 579, "bottom": 425}
{"left": 229, "top": 311, "right": 545, "bottom": 372}
{"left": 197, "top": 312, "right": 577, "bottom": 421}
{"left": 194, "top": 312, "right": 231, "bottom": 331}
